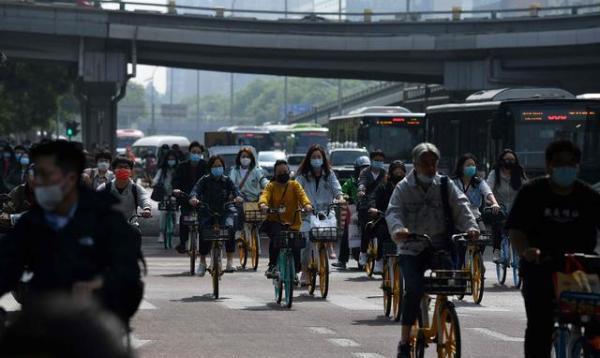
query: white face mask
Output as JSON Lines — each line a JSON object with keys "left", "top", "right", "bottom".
{"left": 417, "top": 173, "right": 435, "bottom": 185}
{"left": 34, "top": 182, "right": 65, "bottom": 211}
{"left": 240, "top": 157, "right": 251, "bottom": 167}
{"left": 97, "top": 161, "right": 110, "bottom": 171}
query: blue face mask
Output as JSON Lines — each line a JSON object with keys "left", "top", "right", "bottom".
{"left": 167, "top": 160, "right": 177, "bottom": 167}
{"left": 551, "top": 166, "right": 577, "bottom": 188}
{"left": 20, "top": 157, "right": 30, "bottom": 166}
{"left": 463, "top": 166, "right": 476, "bottom": 178}
{"left": 310, "top": 159, "right": 323, "bottom": 168}
{"left": 372, "top": 160, "right": 384, "bottom": 170}
{"left": 190, "top": 154, "right": 202, "bottom": 162}
{"left": 211, "top": 167, "right": 224, "bottom": 177}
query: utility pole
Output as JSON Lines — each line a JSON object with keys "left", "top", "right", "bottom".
{"left": 230, "top": 73, "right": 234, "bottom": 122}
{"left": 337, "top": 0, "right": 342, "bottom": 115}
{"left": 196, "top": 70, "right": 200, "bottom": 135}
{"left": 284, "top": 0, "right": 289, "bottom": 123}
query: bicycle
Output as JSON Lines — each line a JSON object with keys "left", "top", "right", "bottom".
{"left": 364, "top": 214, "right": 382, "bottom": 278}
{"left": 405, "top": 233, "right": 470, "bottom": 358}
{"left": 381, "top": 240, "right": 402, "bottom": 321}
{"left": 265, "top": 207, "right": 306, "bottom": 309}
{"left": 158, "top": 194, "right": 179, "bottom": 250}
{"left": 238, "top": 202, "right": 265, "bottom": 271}
{"left": 455, "top": 233, "right": 491, "bottom": 304}
{"left": 482, "top": 207, "right": 521, "bottom": 288}
{"left": 306, "top": 203, "right": 341, "bottom": 299}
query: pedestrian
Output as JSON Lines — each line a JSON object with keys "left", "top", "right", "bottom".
{"left": 82, "top": 150, "right": 114, "bottom": 190}
{"left": 153, "top": 149, "right": 179, "bottom": 244}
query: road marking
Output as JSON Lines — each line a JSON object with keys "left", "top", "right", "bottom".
{"left": 139, "top": 299, "right": 157, "bottom": 310}
{"left": 456, "top": 306, "right": 510, "bottom": 313}
{"left": 327, "top": 295, "right": 381, "bottom": 311}
{"left": 352, "top": 353, "right": 386, "bottom": 358}
{"left": 307, "top": 326, "right": 336, "bottom": 335}
{"left": 0, "top": 295, "right": 21, "bottom": 311}
{"left": 217, "top": 295, "right": 264, "bottom": 310}
{"left": 469, "top": 328, "right": 524, "bottom": 342}
{"left": 130, "top": 334, "right": 152, "bottom": 349}
{"left": 328, "top": 338, "right": 360, "bottom": 347}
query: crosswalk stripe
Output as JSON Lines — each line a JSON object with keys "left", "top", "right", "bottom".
{"left": 139, "top": 299, "right": 157, "bottom": 310}
{"left": 352, "top": 353, "right": 386, "bottom": 358}
{"left": 307, "top": 326, "right": 336, "bottom": 335}
{"left": 469, "top": 328, "right": 524, "bottom": 342}
{"left": 327, "top": 294, "right": 381, "bottom": 311}
{"left": 328, "top": 338, "right": 360, "bottom": 347}
{"left": 130, "top": 334, "right": 152, "bottom": 349}
{"left": 217, "top": 294, "right": 265, "bottom": 310}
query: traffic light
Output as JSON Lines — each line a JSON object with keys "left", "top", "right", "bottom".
{"left": 65, "top": 121, "right": 80, "bottom": 139}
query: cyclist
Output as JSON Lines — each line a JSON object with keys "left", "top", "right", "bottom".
{"left": 364, "top": 160, "right": 406, "bottom": 274}
{"left": 0, "top": 145, "right": 18, "bottom": 194}
{"left": 189, "top": 155, "right": 243, "bottom": 276}
{"left": 153, "top": 150, "right": 179, "bottom": 244}
{"left": 0, "top": 163, "right": 35, "bottom": 228}
{"left": 10, "top": 145, "right": 30, "bottom": 185}
{"left": 97, "top": 157, "right": 152, "bottom": 222}
{"left": 295, "top": 144, "right": 344, "bottom": 284}
{"left": 487, "top": 149, "right": 527, "bottom": 262}
{"left": 334, "top": 156, "right": 371, "bottom": 270}
{"left": 358, "top": 149, "right": 387, "bottom": 267}
{"left": 258, "top": 160, "right": 312, "bottom": 279}
{"left": 0, "top": 141, "right": 144, "bottom": 327}
{"left": 173, "top": 141, "right": 208, "bottom": 254}
{"left": 82, "top": 150, "right": 114, "bottom": 190}
{"left": 506, "top": 140, "right": 600, "bottom": 358}
{"left": 386, "top": 143, "right": 479, "bottom": 357}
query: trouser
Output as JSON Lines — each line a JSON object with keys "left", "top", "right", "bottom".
{"left": 361, "top": 217, "right": 391, "bottom": 260}
{"left": 491, "top": 222, "right": 505, "bottom": 251}
{"left": 398, "top": 249, "right": 453, "bottom": 326}
{"left": 178, "top": 210, "right": 191, "bottom": 246}
{"left": 521, "top": 261, "right": 555, "bottom": 358}
{"left": 198, "top": 211, "right": 237, "bottom": 256}
{"left": 264, "top": 221, "right": 302, "bottom": 272}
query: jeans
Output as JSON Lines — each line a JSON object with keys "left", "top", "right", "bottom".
{"left": 521, "top": 261, "right": 555, "bottom": 358}
{"left": 264, "top": 221, "right": 301, "bottom": 272}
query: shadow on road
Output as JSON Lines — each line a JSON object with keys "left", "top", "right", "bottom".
{"left": 160, "top": 272, "right": 193, "bottom": 278}
{"left": 171, "top": 294, "right": 224, "bottom": 303}
{"left": 344, "top": 275, "right": 380, "bottom": 282}
{"left": 352, "top": 317, "right": 399, "bottom": 326}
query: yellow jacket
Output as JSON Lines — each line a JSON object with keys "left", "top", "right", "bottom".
{"left": 258, "top": 180, "right": 312, "bottom": 231}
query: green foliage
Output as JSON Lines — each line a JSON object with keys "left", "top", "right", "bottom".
{"left": 0, "top": 62, "right": 77, "bottom": 135}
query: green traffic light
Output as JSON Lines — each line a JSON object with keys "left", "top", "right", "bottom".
{"left": 67, "top": 128, "right": 73, "bottom": 136}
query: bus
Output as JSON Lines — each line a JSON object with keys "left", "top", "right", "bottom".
{"left": 328, "top": 107, "right": 426, "bottom": 163}
{"left": 204, "top": 126, "right": 273, "bottom": 152}
{"left": 426, "top": 88, "right": 600, "bottom": 183}
{"left": 286, "top": 123, "right": 329, "bottom": 154}
{"left": 116, "top": 128, "right": 144, "bottom": 155}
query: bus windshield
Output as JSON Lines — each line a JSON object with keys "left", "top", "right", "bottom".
{"left": 364, "top": 125, "right": 423, "bottom": 162}
{"left": 294, "top": 132, "right": 328, "bottom": 154}
{"left": 233, "top": 133, "right": 273, "bottom": 152}
{"left": 117, "top": 137, "right": 139, "bottom": 149}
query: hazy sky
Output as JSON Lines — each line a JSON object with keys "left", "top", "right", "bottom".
{"left": 132, "top": 65, "right": 167, "bottom": 94}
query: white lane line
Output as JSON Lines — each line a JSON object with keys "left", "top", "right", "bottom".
{"left": 328, "top": 338, "right": 360, "bottom": 347}
{"left": 327, "top": 295, "right": 381, "bottom": 311}
{"left": 218, "top": 295, "right": 264, "bottom": 310}
{"left": 456, "top": 306, "right": 510, "bottom": 313}
{"left": 352, "top": 353, "right": 386, "bottom": 358}
{"left": 139, "top": 299, "right": 157, "bottom": 310}
{"left": 469, "top": 328, "right": 525, "bottom": 342}
{"left": 307, "top": 326, "right": 336, "bottom": 335}
{"left": 129, "top": 334, "right": 152, "bottom": 349}
{"left": 0, "top": 295, "right": 21, "bottom": 312}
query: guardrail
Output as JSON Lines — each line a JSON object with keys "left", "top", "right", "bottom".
{"left": 37, "top": 0, "right": 600, "bottom": 22}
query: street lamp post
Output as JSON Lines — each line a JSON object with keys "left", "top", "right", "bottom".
{"left": 283, "top": 0, "right": 288, "bottom": 123}
{"left": 143, "top": 67, "right": 159, "bottom": 135}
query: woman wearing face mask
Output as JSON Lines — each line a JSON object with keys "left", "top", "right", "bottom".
{"left": 295, "top": 145, "right": 344, "bottom": 284}
{"left": 363, "top": 160, "right": 407, "bottom": 275}
{"left": 153, "top": 150, "right": 180, "bottom": 244}
{"left": 0, "top": 146, "right": 18, "bottom": 194}
{"left": 82, "top": 151, "right": 114, "bottom": 190}
{"left": 487, "top": 149, "right": 527, "bottom": 262}
{"left": 189, "top": 156, "right": 243, "bottom": 276}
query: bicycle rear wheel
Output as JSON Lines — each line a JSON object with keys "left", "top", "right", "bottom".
{"left": 365, "top": 240, "right": 377, "bottom": 277}
{"left": 511, "top": 246, "right": 521, "bottom": 289}
{"left": 438, "top": 301, "right": 461, "bottom": 358}
{"left": 551, "top": 327, "right": 569, "bottom": 358}
{"left": 284, "top": 253, "right": 295, "bottom": 308}
{"left": 189, "top": 230, "right": 197, "bottom": 276}
{"left": 319, "top": 246, "right": 329, "bottom": 298}
{"left": 250, "top": 226, "right": 260, "bottom": 271}
{"left": 411, "top": 314, "right": 425, "bottom": 358}
{"left": 392, "top": 258, "right": 403, "bottom": 322}
{"left": 307, "top": 255, "right": 317, "bottom": 296}
{"left": 238, "top": 231, "right": 248, "bottom": 269}
{"left": 164, "top": 212, "right": 174, "bottom": 249}
{"left": 382, "top": 260, "right": 392, "bottom": 318}
{"left": 212, "top": 245, "right": 220, "bottom": 299}
{"left": 472, "top": 252, "right": 485, "bottom": 304}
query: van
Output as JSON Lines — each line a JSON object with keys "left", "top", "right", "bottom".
{"left": 131, "top": 135, "right": 190, "bottom": 162}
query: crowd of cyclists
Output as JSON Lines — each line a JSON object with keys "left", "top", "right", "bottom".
{"left": 0, "top": 136, "right": 597, "bottom": 358}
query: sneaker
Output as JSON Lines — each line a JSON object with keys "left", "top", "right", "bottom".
{"left": 492, "top": 249, "right": 501, "bottom": 263}
{"left": 397, "top": 342, "right": 411, "bottom": 358}
{"left": 299, "top": 271, "right": 307, "bottom": 287}
{"left": 374, "top": 259, "right": 384, "bottom": 274}
{"left": 157, "top": 233, "right": 164, "bottom": 243}
{"left": 359, "top": 252, "right": 368, "bottom": 266}
{"left": 265, "top": 265, "right": 276, "bottom": 278}
{"left": 225, "top": 260, "right": 235, "bottom": 273}
{"left": 332, "top": 261, "right": 347, "bottom": 270}
{"left": 196, "top": 263, "right": 207, "bottom": 277}
{"left": 175, "top": 243, "right": 187, "bottom": 254}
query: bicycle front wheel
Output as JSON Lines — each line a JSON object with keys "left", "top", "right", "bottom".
{"left": 307, "top": 254, "right": 317, "bottom": 296}
{"left": 284, "top": 253, "right": 295, "bottom": 308}
{"left": 212, "top": 246, "right": 220, "bottom": 299}
{"left": 238, "top": 231, "right": 248, "bottom": 269}
{"left": 365, "top": 240, "right": 376, "bottom": 277}
{"left": 511, "top": 246, "right": 521, "bottom": 289}
{"left": 165, "top": 212, "right": 175, "bottom": 249}
{"left": 250, "top": 226, "right": 260, "bottom": 271}
{"left": 392, "top": 258, "right": 403, "bottom": 322}
{"left": 472, "top": 252, "right": 485, "bottom": 304}
{"left": 319, "top": 246, "right": 329, "bottom": 298}
{"left": 382, "top": 260, "right": 392, "bottom": 318}
{"left": 189, "top": 230, "right": 197, "bottom": 276}
{"left": 551, "top": 327, "right": 569, "bottom": 358}
{"left": 438, "top": 302, "right": 461, "bottom": 358}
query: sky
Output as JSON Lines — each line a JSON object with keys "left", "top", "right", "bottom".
{"left": 131, "top": 65, "right": 167, "bottom": 94}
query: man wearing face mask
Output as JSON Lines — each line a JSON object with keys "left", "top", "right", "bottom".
{"left": 506, "top": 140, "right": 600, "bottom": 358}
{"left": 97, "top": 157, "right": 152, "bottom": 222}
{"left": 0, "top": 164, "right": 36, "bottom": 228}
{"left": 0, "top": 141, "right": 144, "bottom": 327}
{"left": 172, "top": 141, "right": 208, "bottom": 254}
{"left": 82, "top": 151, "right": 114, "bottom": 190}
{"left": 386, "top": 143, "right": 478, "bottom": 357}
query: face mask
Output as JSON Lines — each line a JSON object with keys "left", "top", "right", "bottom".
{"left": 372, "top": 161, "right": 384, "bottom": 170}
{"left": 20, "top": 157, "right": 30, "bottom": 166}
{"left": 551, "top": 166, "right": 577, "bottom": 188}
{"left": 463, "top": 166, "right": 476, "bottom": 178}
{"left": 167, "top": 160, "right": 177, "bottom": 167}
{"left": 503, "top": 160, "right": 516, "bottom": 168}
{"left": 190, "top": 154, "right": 202, "bottom": 162}
{"left": 310, "top": 159, "right": 323, "bottom": 168}
{"left": 391, "top": 175, "right": 404, "bottom": 184}
{"left": 417, "top": 173, "right": 434, "bottom": 185}
{"left": 34, "top": 182, "right": 65, "bottom": 211}
{"left": 276, "top": 173, "right": 290, "bottom": 184}
{"left": 97, "top": 161, "right": 110, "bottom": 171}
{"left": 115, "top": 168, "right": 131, "bottom": 181}
{"left": 211, "top": 167, "right": 224, "bottom": 177}
{"left": 240, "top": 157, "right": 251, "bottom": 167}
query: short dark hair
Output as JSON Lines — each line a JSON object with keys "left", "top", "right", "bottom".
{"left": 370, "top": 149, "right": 385, "bottom": 159}
{"left": 94, "top": 150, "right": 112, "bottom": 163}
{"left": 235, "top": 147, "right": 256, "bottom": 169}
{"left": 545, "top": 140, "right": 582, "bottom": 163}
{"left": 274, "top": 159, "right": 289, "bottom": 173}
{"left": 111, "top": 156, "right": 134, "bottom": 170}
{"left": 189, "top": 141, "right": 204, "bottom": 152}
{"left": 207, "top": 155, "right": 225, "bottom": 169}
{"left": 30, "top": 140, "right": 86, "bottom": 179}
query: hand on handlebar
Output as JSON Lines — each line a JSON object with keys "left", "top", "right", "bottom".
{"left": 490, "top": 204, "right": 501, "bottom": 215}
{"left": 259, "top": 203, "right": 268, "bottom": 213}
{"left": 141, "top": 208, "right": 152, "bottom": 218}
{"left": 303, "top": 205, "right": 313, "bottom": 213}
{"left": 393, "top": 228, "right": 410, "bottom": 242}
{"left": 467, "top": 230, "right": 480, "bottom": 241}
{"left": 172, "top": 189, "right": 184, "bottom": 197}
{"left": 233, "top": 196, "right": 244, "bottom": 204}
{"left": 189, "top": 198, "right": 200, "bottom": 207}
{"left": 368, "top": 207, "right": 380, "bottom": 217}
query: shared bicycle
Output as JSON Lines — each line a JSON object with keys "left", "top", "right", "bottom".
{"left": 381, "top": 240, "right": 402, "bottom": 321}
{"left": 237, "top": 202, "right": 264, "bottom": 271}
{"left": 456, "top": 234, "right": 491, "bottom": 304}
{"left": 158, "top": 195, "right": 178, "bottom": 250}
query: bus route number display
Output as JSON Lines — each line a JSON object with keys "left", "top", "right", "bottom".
{"left": 376, "top": 117, "right": 422, "bottom": 126}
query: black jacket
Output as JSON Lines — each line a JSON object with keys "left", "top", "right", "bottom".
{"left": 369, "top": 181, "right": 396, "bottom": 212}
{"left": 190, "top": 174, "right": 240, "bottom": 216}
{"left": 172, "top": 160, "right": 207, "bottom": 212}
{"left": 0, "top": 186, "right": 142, "bottom": 322}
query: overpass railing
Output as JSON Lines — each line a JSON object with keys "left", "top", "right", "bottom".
{"left": 78, "top": 0, "right": 600, "bottom": 22}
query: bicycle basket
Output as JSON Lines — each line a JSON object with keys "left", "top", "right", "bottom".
{"left": 557, "top": 291, "right": 600, "bottom": 324}
{"left": 273, "top": 231, "right": 306, "bottom": 249}
{"left": 309, "top": 227, "right": 340, "bottom": 243}
{"left": 202, "top": 228, "right": 232, "bottom": 241}
{"left": 381, "top": 241, "right": 398, "bottom": 257}
{"left": 245, "top": 209, "right": 266, "bottom": 223}
{"left": 424, "top": 270, "right": 472, "bottom": 296}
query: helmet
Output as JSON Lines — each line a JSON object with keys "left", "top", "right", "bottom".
{"left": 354, "top": 156, "right": 371, "bottom": 169}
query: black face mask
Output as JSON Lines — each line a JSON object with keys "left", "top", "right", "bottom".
{"left": 276, "top": 173, "right": 290, "bottom": 184}
{"left": 391, "top": 175, "right": 404, "bottom": 184}
{"left": 502, "top": 160, "right": 516, "bottom": 169}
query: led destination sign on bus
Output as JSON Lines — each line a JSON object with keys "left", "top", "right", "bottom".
{"left": 520, "top": 109, "right": 596, "bottom": 122}
{"left": 376, "top": 117, "right": 422, "bottom": 126}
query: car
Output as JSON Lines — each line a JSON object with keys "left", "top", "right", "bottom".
{"left": 131, "top": 135, "right": 190, "bottom": 164}
{"left": 286, "top": 153, "right": 305, "bottom": 178}
{"left": 258, "top": 150, "right": 287, "bottom": 178}
{"left": 329, "top": 147, "right": 369, "bottom": 182}
{"left": 208, "top": 145, "right": 257, "bottom": 174}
